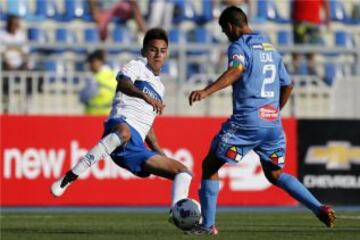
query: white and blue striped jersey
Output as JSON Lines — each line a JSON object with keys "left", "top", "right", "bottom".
{"left": 108, "top": 57, "right": 165, "bottom": 140}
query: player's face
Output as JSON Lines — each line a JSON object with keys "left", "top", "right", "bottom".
{"left": 143, "top": 39, "right": 168, "bottom": 74}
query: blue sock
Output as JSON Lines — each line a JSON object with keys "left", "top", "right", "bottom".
{"left": 199, "top": 180, "right": 220, "bottom": 228}
{"left": 277, "top": 173, "right": 322, "bottom": 214}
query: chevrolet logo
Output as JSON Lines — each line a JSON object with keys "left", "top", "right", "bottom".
{"left": 305, "top": 141, "right": 360, "bottom": 170}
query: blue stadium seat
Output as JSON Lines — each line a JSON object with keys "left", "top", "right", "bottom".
{"left": 296, "top": 61, "right": 309, "bottom": 75}
{"left": 44, "top": 60, "right": 58, "bottom": 72}
{"left": 256, "top": 0, "right": 289, "bottom": 23}
{"left": 34, "top": 0, "right": 59, "bottom": 20}
{"left": 55, "top": 28, "right": 77, "bottom": 52}
{"left": 109, "top": 26, "right": 130, "bottom": 53}
{"left": 28, "top": 27, "right": 48, "bottom": 43}
{"left": 324, "top": 63, "right": 337, "bottom": 86}
{"left": 112, "top": 26, "right": 130, "bottom": 43}
{"left": 334, "top": 31, "right": 354, "bottom": 47}
{"left": 329, "top": 0, "right": 352, "bottom": 24}
{"left": 74, "top": 61, "right": 85, "bottom": 72}
{"left": 186, "top": 27, "right": 213, "bottom": 55}
{"left": 7, "top": 0, "right": 31, "bottom": 18}
{"left": 171, "top": 0, "right": 196, "bottom": 24}
{"left": 198, "top": 0, "right": 213, "bottom": 23}
{"left": 169, "top": 28, "right": 184, "bottom": 43}
{"left": 187, "top": 27, "right": 212, "bottom": 43}
{"left": 84, "top": 28, "right": 99, "bottom": 43}
{"left": 63, "top": 0, "right": 92, "bottom": 21}
{"left": 277, "top": 30, "right": 293, "bottom": 46}
{"left": 187, "top": 63, "right": 202, "bottom": 79}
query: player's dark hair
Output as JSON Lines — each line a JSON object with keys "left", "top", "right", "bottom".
{"left": 87, "top": 49, "right": 105, "bottom": 62}
{"left": 219, "top": 6, "right": 248, "bottom": 28}
{"left": 143, "top": 28, "right": 168, "bottom": 48}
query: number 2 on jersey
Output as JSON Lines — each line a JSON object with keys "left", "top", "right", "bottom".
{"left": 261, "top": 64, "right": 276, "bottom": 98}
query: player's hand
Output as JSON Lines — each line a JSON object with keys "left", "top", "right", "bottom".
{"left": 144, "top": 95, "right": 165, "bottom": 114}
{"left": 189, "top": 90, "right": 208, "bottom": 106}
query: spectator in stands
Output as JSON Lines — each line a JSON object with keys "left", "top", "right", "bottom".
{"left": 88, "top": 0, "right": 147, "bottom": 41}
{"left": 79, "top": 50, "right": 117, "bottom": 115}
{"left": 291, "top": 0, "right": 330, "bottom": 75}
{"left": 0, "top": 14, "right": 29, "bottom": 70}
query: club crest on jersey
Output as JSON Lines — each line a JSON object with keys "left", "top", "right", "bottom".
{"left": 269, "top": 151, "right": 284, "bottom": 165}
{"left": 225, "top": 146, "right": 242, "bottom": 162}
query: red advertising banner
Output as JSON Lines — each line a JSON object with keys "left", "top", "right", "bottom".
{"left": 0, "top": 115, "right": 297, "bottom": 206}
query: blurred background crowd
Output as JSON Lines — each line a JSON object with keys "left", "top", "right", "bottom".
{"left": 0, "top": 0, "right": 359, "bottom": 118}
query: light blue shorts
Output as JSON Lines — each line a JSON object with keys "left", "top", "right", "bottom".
{"left": 211, "top": 121, "right": 286, "bottom": 168}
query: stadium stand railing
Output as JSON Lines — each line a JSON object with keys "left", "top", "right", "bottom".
{"left": 1, "top": 42, "right": 359, "bottom": 118}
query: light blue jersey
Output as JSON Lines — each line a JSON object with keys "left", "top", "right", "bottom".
{"left": 211, "top": 33, "right": 292, "bottom": 167}
{"left": 227, "top": 33, "right": 292, "bottom": 127}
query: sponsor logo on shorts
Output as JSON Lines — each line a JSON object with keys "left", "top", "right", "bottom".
{"left": 258, "top": 104, "right": 279, "bottom": 121}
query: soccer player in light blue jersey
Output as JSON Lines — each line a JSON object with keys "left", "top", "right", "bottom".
{"left": 51, "top": 28, "right": 192, "bottom": 210}
{"left": 188, "top": 6, "right": 336, "bottom": 235}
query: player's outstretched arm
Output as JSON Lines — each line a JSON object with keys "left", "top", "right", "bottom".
{"left": 279, "top": 83, "right": 294, "bottom": 110}
{"left": 189, "top": 67, "right": 242, "bottom": 106}
{"left": 146, "top": 126, "right": 166, "bottom": 156}
{"left": 117, "top": 78, "right": 165, "bottom": 114}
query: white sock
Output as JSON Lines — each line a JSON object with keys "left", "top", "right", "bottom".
{"left": 171, "top": 172, "right": 192, "bottom": 206}
{"left": 72, "top": 133, "right": 122, "bottom": 176}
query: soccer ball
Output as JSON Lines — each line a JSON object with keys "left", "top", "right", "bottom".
{"left": 170, "top": 198, "right": 202, "bottom": 230}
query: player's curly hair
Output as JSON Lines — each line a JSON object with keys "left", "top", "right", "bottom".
{"left": 219, "top": 6, "right": 248, "bottom": 28}
{"left": 143, "top": 28, "right": 168, "bottom": 48}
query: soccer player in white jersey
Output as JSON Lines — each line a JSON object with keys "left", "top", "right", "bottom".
{"left": 51, "top": 28, "right": 192, "bottom": 209}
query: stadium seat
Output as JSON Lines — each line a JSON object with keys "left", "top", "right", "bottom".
{"left": 28, "top": 27, "right": 48, "bottom": 43}
{"left": 74, "top": 61, "right": 86, "bottom": 72}
{"left": 324, "top": 63, "right": 337, "bottom": 86}
{"left": 109, "top": 26, "right": 131, "bottom": 53}
{"left": 256, "top": 0, "right": 290, "bottom": 23}
{"left": 84, "top": 28, "right": 99, "bottom": 43}
{"left": 171, "top": 0, "right": 196, "bottom": 24}
{"left": 6, "top": 0, "right": 31, "bottom": 18}
{"left": 296, "top": 61, "right": 309, "bottom": 76}
{"left": 277, "top": 30, "right": 293, "bottom": 46}
{"left": 55, "top": 28, "right": 77, "bottom": 52}
{"left": 329, "top": 0, "right": 352, "bottom": 23}
{"left": 63, "top": 0, "right": 92, "bottom": 21}
{"left": 112, "top": 26, "right": 130, "bottom": 43}
{"left": 334, "top": 31, "right": 354, "bottom": 47}
{"left": 169, "top": 28, "right": 185, "bottom": 43}
{"left": 34, "top": 0, "right": 59, "bottom": 20}
{"left": 186, "top": 27, "right": 213, "bottom": 55}
{"left": 43, "top": 60, "right": 58, "bottom": 72}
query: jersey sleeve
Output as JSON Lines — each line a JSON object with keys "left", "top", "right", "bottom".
{"left": 227, "top": 42, "right": 247, "bottom": 70}
{"left": 116, "top": 60, "right": 139, "bottom": 83}
{"left": 278, "top": 58, "right": 292, "bottom": 86}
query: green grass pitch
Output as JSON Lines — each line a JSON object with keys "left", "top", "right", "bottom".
{"left": 1, "top": 211, "right": 360, "bottom": 240}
